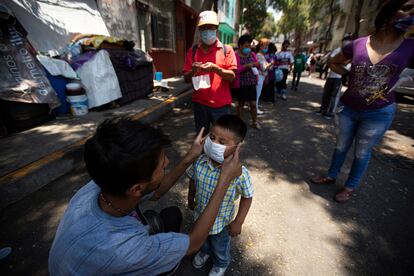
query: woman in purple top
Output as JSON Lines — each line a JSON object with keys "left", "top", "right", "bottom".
{"left": 311, "top": 0, "right": 414, "bottom": 203}
{"left": 233, "top": 34, "right": 260, "bottom": 129}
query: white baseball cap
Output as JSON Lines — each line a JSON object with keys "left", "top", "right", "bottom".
{"left": 198, "top": 10, "right": 219, "bottom": 27}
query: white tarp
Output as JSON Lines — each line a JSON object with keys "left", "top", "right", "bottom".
{"left": 5, "top": 0, "right": 109, "bottom": 52}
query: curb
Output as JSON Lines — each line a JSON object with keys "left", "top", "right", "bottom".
{"left": 0, "top": 89, "right": 193, "bottom": 210}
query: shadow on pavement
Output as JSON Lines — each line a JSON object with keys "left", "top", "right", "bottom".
{"left": 0, "top": 79, "right": 413, "bottom": 275}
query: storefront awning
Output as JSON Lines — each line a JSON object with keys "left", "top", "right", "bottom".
{"left": 219, "top": 22, "right": 236, "bottom": 36}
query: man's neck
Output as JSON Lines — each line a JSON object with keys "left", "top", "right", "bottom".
{"left": 98, "top": 192, "right": 139, "bottom": 217}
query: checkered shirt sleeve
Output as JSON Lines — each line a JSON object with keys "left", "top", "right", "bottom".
{"left": 186, "top": 161, "right": 197, "bottom": 180}
{"left": 236, "top": 166, "right": 254, "bottom": 198}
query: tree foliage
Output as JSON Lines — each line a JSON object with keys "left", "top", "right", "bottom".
{"left": 271, "top": 0, "right": 311, "bottom": 46}
{"left": 257, "top": 12, "right": 277, "bottom": 39}
{"left": 242, "top": 0, "right": 268, "bottom": 38}
{"left": 270, "top": 0, "right": 341, "bottom": 48}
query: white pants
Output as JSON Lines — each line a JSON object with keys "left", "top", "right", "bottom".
{"left": 256, "top": 75, "right": 266, "bottom": 110}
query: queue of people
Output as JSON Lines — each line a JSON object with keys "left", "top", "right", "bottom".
{"left": 47, "top": 2, "right": 414, "bottom": 275}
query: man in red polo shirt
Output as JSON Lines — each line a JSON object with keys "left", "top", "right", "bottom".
{"left": 183, "top": 10, "right": 237, "bottom": 134}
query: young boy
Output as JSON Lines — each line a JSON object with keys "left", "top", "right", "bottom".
{"left": 186, "top": 114, "right": 254, "bottom": 276}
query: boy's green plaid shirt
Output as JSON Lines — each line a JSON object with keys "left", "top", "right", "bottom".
{"left": 186, "top": 154, "right": 254, "bottom": 235}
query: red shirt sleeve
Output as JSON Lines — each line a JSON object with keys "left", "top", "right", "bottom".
{"left": 225, "top": 46, "right": 237, "bottom": 70}
{"left": 183, "top": 48, "right": 193, "bottom": 73}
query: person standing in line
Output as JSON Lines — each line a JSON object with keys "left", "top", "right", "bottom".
{"left": 318, "top": 51, "right": 331, "bottom": 79}
{"left": 183, "top": 11, "right": 237, "bottom": 135}
{"left": 291, "top": 48, "right": 307, "bottom": 91}
{"left": 261, "top": 42, "right": 277, "bottom": 103}
{"left": 275, "top": 40, "right": 294, "bottom": 100}
{"left": 311, "top": 0, "right": 414, "bottom": 203}
{"left": 233, "top": 34, "right": 261, "bottom": 129}
{"left": 316, "top": 34, "right": 353, "bottom": 119}
{"left": 307, "top": 52, "right": 317, "bottom": 77}
{"left": 255, "top": 38, "right": 274, "bottom": 114}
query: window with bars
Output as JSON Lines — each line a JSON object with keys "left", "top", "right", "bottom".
{"left": 151, "top": 12, "right": 174, "bottom": 49}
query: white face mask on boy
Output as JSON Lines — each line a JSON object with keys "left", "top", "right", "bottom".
{"left": 204, "top": 136, "right": 226, "bottom": 163}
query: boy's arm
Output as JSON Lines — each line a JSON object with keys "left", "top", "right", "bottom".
{"left": 188, "top": 179, "right": 196, "bottom": 210}
{"left": 229, "top": 196, "right": 253, "bottom": 237}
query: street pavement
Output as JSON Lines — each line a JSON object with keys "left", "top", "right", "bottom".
{"left": 1, "top": 76, "right": 413, "bottom": 275}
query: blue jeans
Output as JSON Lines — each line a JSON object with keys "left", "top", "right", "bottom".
{"left": 200, "top": 226, "right": 231, "bottom": 268}
{"left": 327, "top": 103, "right": 396, "bottom": 189}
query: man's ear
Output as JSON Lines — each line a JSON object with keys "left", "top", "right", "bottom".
{"left": 126, "top": 182, "right": 147, "bottom": 197}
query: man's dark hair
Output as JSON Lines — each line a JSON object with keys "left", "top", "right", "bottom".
{"left": 268, "top": 42, "right": 277, "bottom": 53}
{"left": 213, "top": 114, "right": 247, "bottom": 142}
{"left": 238, "top": 34, "right": 253, "bottom": 47}
{"left": 282, "top": 39, "right": 290, "bottom": 46}
{"left": 84, "top": 117, "right": 170, "bottom": 196}
{"left": 375, "top": 0, "right": 409, "bottom": 31}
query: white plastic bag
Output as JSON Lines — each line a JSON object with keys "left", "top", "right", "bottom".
{"left": 76, "top": 50, "right": 122, "bottom": 108}
{"left": 251, "top": 67, "right": 259, "bottom": 76}
{"left": 192, "top": 75, "right": 211, "bottom": 90}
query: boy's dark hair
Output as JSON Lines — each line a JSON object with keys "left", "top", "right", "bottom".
{"left": 375, "top": 0, "right": 409, "bottom": 31}
{"left": 84, "top": 117, "right": 170, "bottom": 196}
{"left": 213, "top": 114, "right": 247, "bottom": 142}
{"left": 238, "top": 34, "right": 253, "bottom": 47}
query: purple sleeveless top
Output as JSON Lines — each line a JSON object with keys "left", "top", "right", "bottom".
{"left": 341, "top": 36, "right": 414, "bottom": 110}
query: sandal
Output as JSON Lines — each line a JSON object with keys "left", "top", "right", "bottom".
{"left": 310, "top": 175, "right": 336, "bottom": 185}
{"left": 334, "top": 188, "right": 354, "bottom": 203}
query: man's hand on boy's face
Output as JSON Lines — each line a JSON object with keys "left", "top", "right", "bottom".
{"left": 229, "top": 220, "right": 242, "bottom": 237}
{"left": 187, "top": 127, "right": 206, "bottom": 161}
{"left": 221, "top": 144, "right": 242, "bottom": 183}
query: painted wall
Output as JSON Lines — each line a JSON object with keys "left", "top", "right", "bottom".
{"left": 97, "top": 0, "right": 140, "bottom": 44}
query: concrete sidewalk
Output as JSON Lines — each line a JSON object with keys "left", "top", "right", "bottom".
{"left": 0, "top": 77, "right": 193, "bottom": 209}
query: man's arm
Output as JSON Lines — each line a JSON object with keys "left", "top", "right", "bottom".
{"left": 186, "top": 145, "right": 242, "bottom": 255}
{"left": 198, "top": 62, "right": 235, "bottom": 81}
{"left": 229, "top": 197, "right": 253, "bottom": 237}
{"left": 328, "top": 52, "right": 351, "bottom": 75}
{"left": 151, "top": 128, "right": 205, "bottom": 201}
{"left": 184, "top": 63, "right": 202, "bottom": 83}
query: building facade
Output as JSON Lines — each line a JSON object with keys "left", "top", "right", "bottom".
{"left": 97, "top": 0, "right": 214, "bottom": 78}
{"left": 217, "top": 0, "right": 237, "bottom": 45}
{"left": 300, "top": 0, "right": 386, "bottom": 52}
